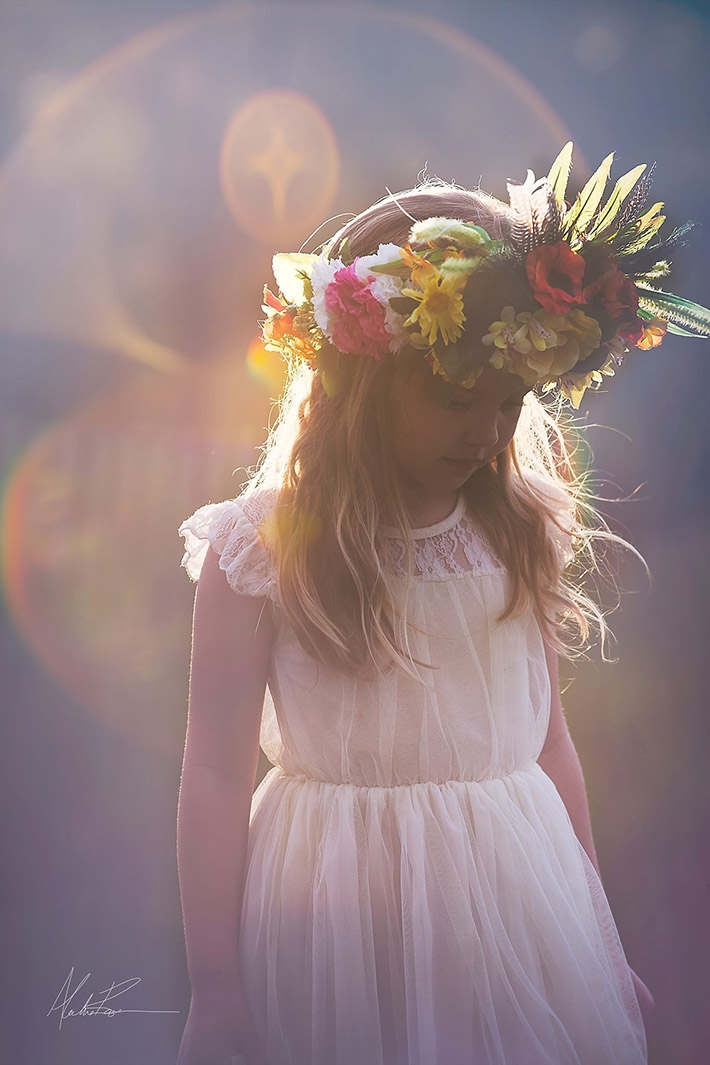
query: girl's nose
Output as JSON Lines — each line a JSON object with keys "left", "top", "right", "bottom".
{"left": 462, "top": 414, "right": 499, "bottom": 453}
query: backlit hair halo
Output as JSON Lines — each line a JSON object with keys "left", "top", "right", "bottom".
{"left": 259, "top": 142, "right": 710, "bottom": 408}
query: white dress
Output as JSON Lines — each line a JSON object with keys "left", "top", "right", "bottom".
{"left": 179, "top": 475, "right": 648, "bottom": 1065}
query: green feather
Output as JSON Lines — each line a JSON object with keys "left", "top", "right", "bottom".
{"left": 615, "top": 212, "right": 666, "bottom": 256}
{"left": 561, "top": 151, "right": 615, "bottom": 240}
{"left": 613, "top": 202, "right": 665, "bottom": 253}
{"left": 546, "top": 141, "right": 574, "bottom": 213}
{"left": 586, "top": 163, "right": 647, "bottom": 241}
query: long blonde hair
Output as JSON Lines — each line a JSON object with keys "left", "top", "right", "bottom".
{"left": 243, "top": 180, "right": 645, "bottom": 680}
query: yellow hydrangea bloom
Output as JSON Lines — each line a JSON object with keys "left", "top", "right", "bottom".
{"left": 482, "top": 306, "right": 532, "bottom": 355}
{"left": 514, "top": 310, "right": 567, "bottom": 352}
{"left": 554, "top": 309, "right": 602, "bottom": 362}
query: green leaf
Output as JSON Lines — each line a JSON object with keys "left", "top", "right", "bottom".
{"left": 665, "top": 322, "right": 699, "bottom": 336}
{"left": 585, "top": 163, "right": 647, "bottom": 240}
{"left": 634, "top": 305, "right": 695, "bottom": 335}
{"left": 636, "top": 302, "right": 702, "bottom": 336}
{"left": 389, "top": 296, "right": 420, "bottom": 316}
{"left": 338, "top": 236, "right": 355, "bottom": 266}
{"left": 313, "top": 344, "right": 346, "bottom": 396}
{"left": 546, "top": 141, "right": 574, "bottom": 212}
{"left": 368, "top": 260, "right": 411, "bottom": 279}
{"left": 561, "top": 151, "right": 615, "bottom": 239}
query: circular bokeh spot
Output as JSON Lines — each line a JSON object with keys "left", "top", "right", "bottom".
{"left": 220, "top": 89, "right": 340, "bottom": 247}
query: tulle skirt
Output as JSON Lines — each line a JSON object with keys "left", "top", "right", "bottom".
{"left": 237, "top": 763, "right": 647, "bottom": 1065}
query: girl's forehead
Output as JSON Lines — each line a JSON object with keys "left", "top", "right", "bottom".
{"left": 448, "top": 371, "right": 531, "bottom": 397}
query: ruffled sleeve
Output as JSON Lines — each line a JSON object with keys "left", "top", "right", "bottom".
{"left": 523, "top": 468, "right": 578, "bottom": 572}
{"left": 178, "top": 487, "right": 280, "bottom": 602}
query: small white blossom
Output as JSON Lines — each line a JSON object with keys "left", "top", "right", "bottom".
{"left": 310, "top": 255, "right": 344, "bottom": 337}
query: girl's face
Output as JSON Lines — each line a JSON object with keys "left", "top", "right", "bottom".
{"left": 387, "top": 364, "right": 531, "bottom": 500}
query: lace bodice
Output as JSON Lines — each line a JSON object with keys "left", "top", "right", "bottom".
{"left": 378, "top": 492, "right": 506, "bottom": 579}
{"left": 179, "top": 469, "right": 575, "bottom": 601}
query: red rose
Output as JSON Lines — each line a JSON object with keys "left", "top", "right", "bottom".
{"left": 583, "top": 266, "right": 639, "bottom": 320}
{"left": 617, "top": 316, "right": 644, "bottom": 347}
{"left": 617, "top": 276, "right": 640, "bottom": 317}
{"left": 526, "top": 242, "right": 586, "bottom": 314}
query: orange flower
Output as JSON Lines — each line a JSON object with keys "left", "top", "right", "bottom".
{"left": 261, "top": 306, "right": 319, "bottom": 360}
{"left": 399, "top": 243, "right": 438, "bottom": 287}
{"left": 262, "top": 285, "right": 287, "bottom": 313}
{"left": 636, "top": 317, "right": 668, "bottom": 350}
{"left": 526, "top": 242, "right": 586, "bottom": 314}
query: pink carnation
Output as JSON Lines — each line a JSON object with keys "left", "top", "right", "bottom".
{"left": 324, "top": 263, "right": 392, "bottom": 359}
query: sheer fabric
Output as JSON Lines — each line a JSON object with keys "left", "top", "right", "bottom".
{"left": 178, "top": 476, "right": 647, "bottom": 1065}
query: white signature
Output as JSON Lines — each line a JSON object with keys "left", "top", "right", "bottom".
{"left": 47, "top": 967, "right": 181, "bottom": 1030}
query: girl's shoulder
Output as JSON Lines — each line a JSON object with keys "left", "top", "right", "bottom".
{"left": 178, "top": 485, "right": 280, "bottom": 602}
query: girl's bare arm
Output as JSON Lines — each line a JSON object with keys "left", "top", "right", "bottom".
{"left": 537, "top": 641, "right": 656, "bottom": 1029}
{"left": 177, "top": 544, "right": 275, "bottom": 1000}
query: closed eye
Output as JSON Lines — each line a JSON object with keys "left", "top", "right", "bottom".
{"left": 448, "top": 397, "right": 526, "bottom": 411}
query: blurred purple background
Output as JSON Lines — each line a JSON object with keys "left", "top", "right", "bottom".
{"left": 1, "top": 1, "right": 708, "bottom": 1063}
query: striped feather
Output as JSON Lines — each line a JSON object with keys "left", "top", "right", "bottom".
{"left": 620, "top": 221, "right": 695, "bottom": 274}
{"left": 616, "top": 163, "right": 656, "bottom": 230}
{"left": 507, "top": 171, "right": 561, "bottom": 261}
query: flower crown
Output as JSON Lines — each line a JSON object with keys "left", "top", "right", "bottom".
{"left": 259, "top": 142, "right": 710, "bottom": 408}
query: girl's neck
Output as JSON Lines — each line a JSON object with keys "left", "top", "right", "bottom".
{"left": 385, "top": 487, "right": 462, "bottom": 530}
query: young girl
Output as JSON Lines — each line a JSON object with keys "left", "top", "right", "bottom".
{"left": 176, "top": 144, "right": 706, "bottom": 1065}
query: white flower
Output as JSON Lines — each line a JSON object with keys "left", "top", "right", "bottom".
{"left": 310, "top": 254, "right": 344, "bottom": 337}
{"left": 352, "top": 243, "right": 403, "bottom": 280}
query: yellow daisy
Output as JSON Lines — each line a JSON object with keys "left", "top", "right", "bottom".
{"left": 401, "top": 270, "right": 466, "bottom": 346}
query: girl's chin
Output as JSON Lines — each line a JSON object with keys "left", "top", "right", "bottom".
{"left": 441, "top": 457, "right": 481, "bottom": 476}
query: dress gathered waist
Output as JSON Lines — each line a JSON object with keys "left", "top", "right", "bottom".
{"left": 274, "top": 763, "right": 541, "bottom": 791}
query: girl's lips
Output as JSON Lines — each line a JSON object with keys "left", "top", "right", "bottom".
{"left": 444, "top": 456, "right": 481, "bottom": 468}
